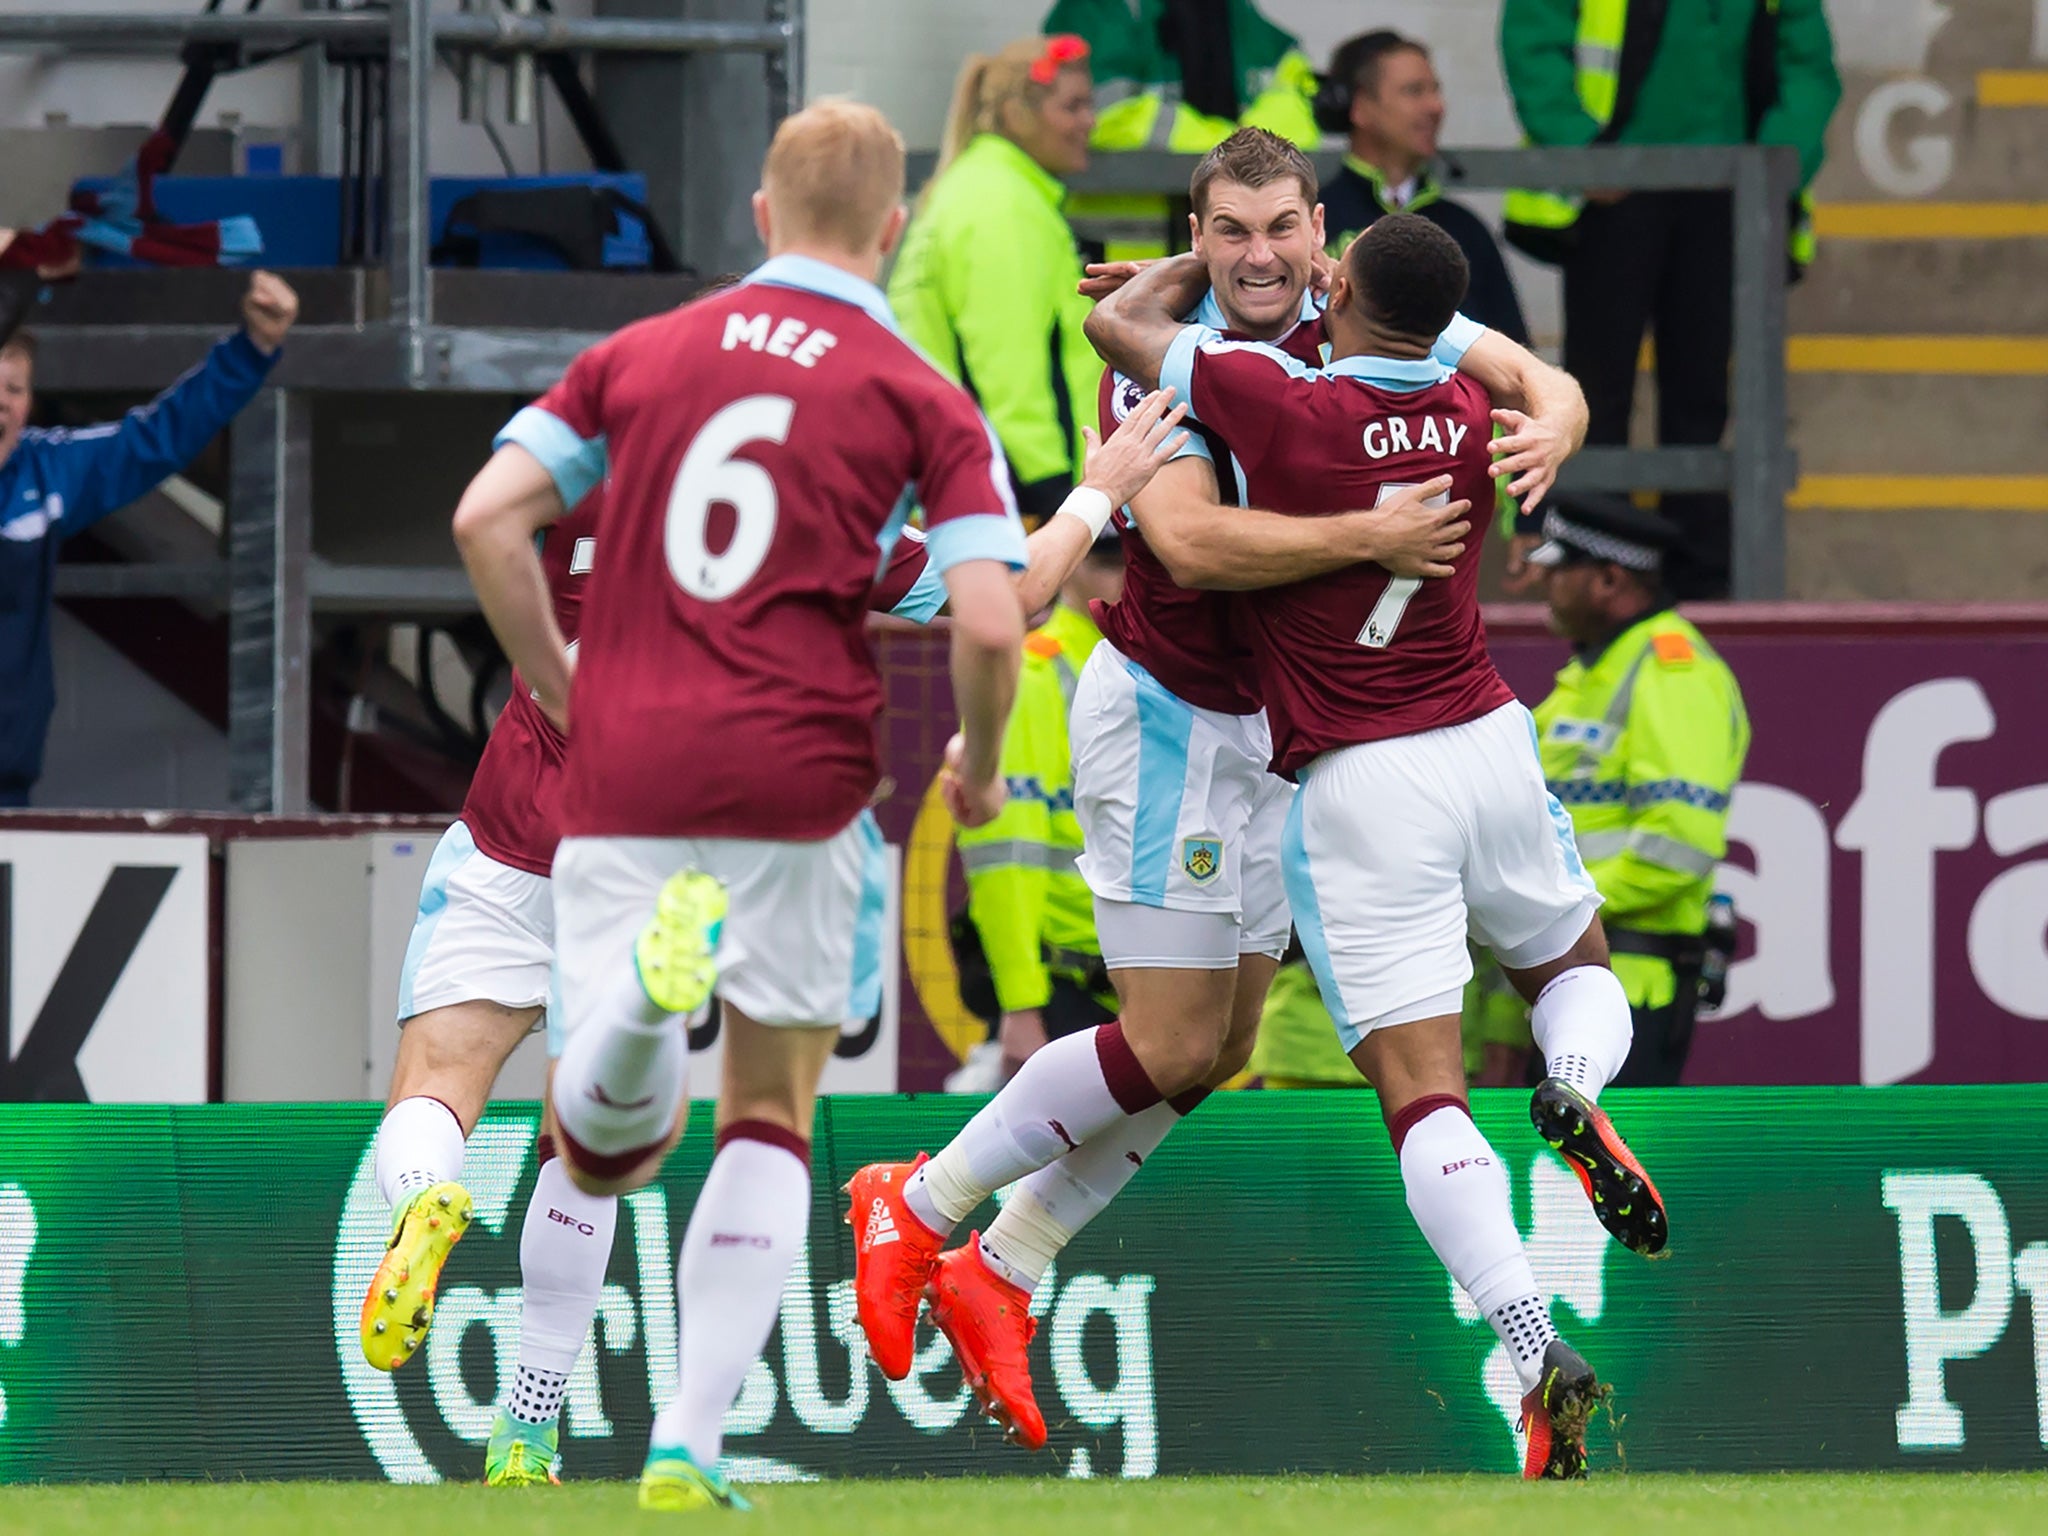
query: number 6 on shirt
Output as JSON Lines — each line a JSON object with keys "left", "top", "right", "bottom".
{"left": 1356, "top": 480, "right": 1447, "bottom": 649}
{"left": 666, "top": 393, "right": 795, "bottom": 600}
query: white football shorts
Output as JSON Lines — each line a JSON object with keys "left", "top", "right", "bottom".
{"left": 1284, "top": 701, "right": 1603, "bottom": 1049}
{"left": 1071, "top": 641, "right": 1291, "bottom": 968}
{"left": 550, "top": 812, "right": 888, "bottom": 1056}
{"left": 396, "top": 819, "right": 554, "bottom": 1026}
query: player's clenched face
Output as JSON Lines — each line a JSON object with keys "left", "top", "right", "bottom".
{"left": 1191, "top": 179, "right": 1326, "bottom": 339}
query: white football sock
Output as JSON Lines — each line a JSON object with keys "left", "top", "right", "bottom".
{"left": 978, "top": 1097, "right": 1184, "bottom": 1292}
{"left": 507, "top": 1364, "right": 569, "bottom": 1428}
{"left": 905, "top": 1022, "right": 1162, "bottom": 1235}
{"left": 550, "top": 962, "right": 687, "bottom": 1172}
{"left": 374, "top": 1095, "right": 466, "bottom": 1208}
{"left": 507, "top": 1153, "right": 618, "bottom": 1424}
{"left": 1397, "top": 1103, "right": 1553, "bottom": 1393}
{"left": 1486, "top": 1294, "right": 1558, "bottom": 1396}
{"left": 1530, "top": 965, "right": 1633, "bottom": 1102}
{"left": 650, "top": 1127, "right": 810, "bottom": 1465}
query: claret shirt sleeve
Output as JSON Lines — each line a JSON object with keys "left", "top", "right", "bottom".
{"left": 915, "top": 388, "right": 1029, "bottom": 574}
{"left": 496, "top": 343, "right": 612, "bottom": 509}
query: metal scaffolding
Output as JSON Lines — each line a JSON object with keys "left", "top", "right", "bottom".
{"left": 8, "top": 3, "right": 803, "bottom": 812}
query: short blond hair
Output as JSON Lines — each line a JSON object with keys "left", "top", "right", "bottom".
{"left": 761, "top": 98, "right": 906, "bottom": 254}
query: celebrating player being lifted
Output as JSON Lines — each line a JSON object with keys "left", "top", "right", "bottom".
{"left": 445, "top": 98, "right": 1183, "bottom": 1510}
{"left": 849, "top": 129, "right": 1599, "bottom": 1455}
{"left": 1082, "top": 213, "right": 1672, "bottom": 1478}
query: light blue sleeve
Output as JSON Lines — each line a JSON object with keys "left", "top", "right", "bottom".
{"left": 889, "top": 558, "right": 950, "bottom": 624}
{"left": 926, "top": 512, "right": 1029, "bottom": 573}
{"left": 1158, "top": 324, "right": 1224, "bottom": 423}
{"left": 1432, "top": 312, "right": 1486, "bottom": 368}
{"left": 495, "top": 405, "right": 608, "bottom": 509}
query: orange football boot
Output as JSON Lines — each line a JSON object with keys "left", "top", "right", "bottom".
{"left": 1531, "top": 1077, "right": 1669, "bottom": 1256}
{"left": 1518, "top": 1338, "right": 1607, "bottom": 1479}
{"left": 846, "top": 1155, "right": 946, "bottom": 1380}
{"left": 927, "top": 1237, "right": 1047, "bottom": 1451}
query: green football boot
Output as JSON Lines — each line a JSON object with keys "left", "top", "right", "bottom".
{"left": 634, "top": 870, "right": 728, "bottom": 1015}
{"left": 638, "top": 1445, "right": 752, "bottom": 1512}
{"left": 484, "top": 1407, "right": 560, "bottom": 1486}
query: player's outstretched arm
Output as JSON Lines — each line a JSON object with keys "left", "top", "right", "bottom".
{"left": 1136, "top": 457, "right": 1472, "bottom": 591}
{"left": 1012, "top": 387, "right": 1189, "bottom": 613}
{"left": 452, "top": 445, "right": 574, "bottom": 729}
{"left": 1454, "top": 330, "right": 1588, "bottom": 510}
{"left": 1082, "top": 252, "right": 1211, "bottom": 390}
{"left": 939, "top": 559, "right": 1025, "bottom": 829}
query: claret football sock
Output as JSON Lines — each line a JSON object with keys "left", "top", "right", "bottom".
{"left": 904, "top": 1022, "right": 1165, "bottom": 1235}
{"left": 978, "top": 1093, "right": 1193, "bottom": 1291}
{"left": 374, "top": 1095, "right": 467, "bottom": 1208}
{"left": 550, "top": 964, "right": 688, "bottom": 1172}
{"left": 1530, "top": 965, "right": 1632, "bottom": 1102}
{"left": 651, "top": 1123, "right": 810, "bottom": 1466}
{"left": 508, "top": 1147, "right": 617, "bottom": 1423}
{"left": 1395, "top": 1100, "right": 1554, "bottom": 1391}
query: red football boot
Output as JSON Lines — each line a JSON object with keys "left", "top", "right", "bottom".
{"left": 846, "top": 1155, "right": 946, "bottom": 1380}
{"left": 1518, "top": 1338, "right": 1608, "bottom": 1479}
{"left": 927, "top": 1237, "right": 1047, "bottom": 1451}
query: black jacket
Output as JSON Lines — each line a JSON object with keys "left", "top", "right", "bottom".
{"left": 1321, "top": 157, "right": 1531, "bottom": 346}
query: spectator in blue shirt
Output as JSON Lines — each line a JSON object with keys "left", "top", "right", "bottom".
{"left": 0, "top": 270, "right": 297, "bottom": 806}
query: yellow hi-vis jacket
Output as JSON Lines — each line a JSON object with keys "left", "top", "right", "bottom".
{"left": 889, "top": 134, "right": 1102, "bottom": 524}
{"left": 1535, "top": 608, "right": 1750, "bottom": 1008}
{"left": 957, "top": 602, "right": 1107, "bottom": 1013}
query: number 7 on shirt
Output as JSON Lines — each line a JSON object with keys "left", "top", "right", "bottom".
{"left": 1356, "top": 481, "right": 1446, "bottom": 650}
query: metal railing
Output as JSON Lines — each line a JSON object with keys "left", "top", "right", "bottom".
{"left": 922, "top": 144, "right": 1801, "bottom": 602}
{"left": 6, "top": 3, "right": 805, "bottom": 814}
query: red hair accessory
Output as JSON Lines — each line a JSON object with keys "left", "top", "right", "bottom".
{"left": 1029, "top": 34, "right": 1090, "bottom": 85}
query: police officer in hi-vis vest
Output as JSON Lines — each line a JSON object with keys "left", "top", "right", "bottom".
{"left": 954, "top": 529, "right": 1126, "bottom": 1082}
{"left": 1525, "top": 495, "right": 1750, "bottom": 1085}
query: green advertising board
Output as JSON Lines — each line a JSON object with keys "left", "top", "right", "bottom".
{"left": 0, "top": 1088, "right": 2044, "bottom": 1483}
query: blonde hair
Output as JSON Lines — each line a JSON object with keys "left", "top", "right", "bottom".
{"left": 761, "top": 98, "right": 907, "bottom": 254}
{"left": 927, "top": 36, "right": 1090, "bottom": 199}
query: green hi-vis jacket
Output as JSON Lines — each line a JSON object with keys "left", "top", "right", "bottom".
{"left": 1499, "top": 0, "right": 1839, "bottom": 268}
{"left": 888, "top": 134, "right": 1102, "bottom": 522}
{"left": 1047, "top": 0, "right": 1320, "bottom": 259}
{"left": 1534, "top": 608, "right": 1750, "bottom": 1009}
{"left": 957, "top": 602, "right": 1106, "bottom": 1014}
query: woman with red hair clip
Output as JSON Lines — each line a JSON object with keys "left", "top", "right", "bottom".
{"left": 888, "top": 35, "right": 1103, "bottom": 532}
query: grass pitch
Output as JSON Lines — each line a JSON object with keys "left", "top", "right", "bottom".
{"left": 5, "top": 1474, "right": 2044, "bottom": 1536}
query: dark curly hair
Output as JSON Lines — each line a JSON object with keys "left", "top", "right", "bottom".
{"left": 1344, "top": 213, "right": 1469, "bottom": 343}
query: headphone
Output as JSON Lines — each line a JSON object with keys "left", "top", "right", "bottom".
{"left": 1310, "top": 71, "right": 1352, "bottom": 137}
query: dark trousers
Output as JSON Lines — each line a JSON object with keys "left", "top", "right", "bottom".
{"left": 0, "top": 779, "right": 29, "bottom": 808}
{"left": 1611, "top": 982, "right": 1702, "bottom": 1088}
{"left": 1563, "top": 191, "right": 1735, "bottom": 600}
{"left": 1044, "top": 972, "right": 1117, "bottom": 1041}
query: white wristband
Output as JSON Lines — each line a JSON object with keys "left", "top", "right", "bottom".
{"left": 1054, "top": 486, "right": 1115, "bottom": 540}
